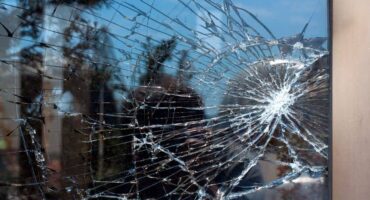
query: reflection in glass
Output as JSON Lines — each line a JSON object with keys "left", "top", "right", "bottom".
{"left": 0, "top": 0, "right": 329, "bottom": 199}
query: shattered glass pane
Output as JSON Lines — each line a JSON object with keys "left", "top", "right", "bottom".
{"left": 0, "top": 0, "right": 330, "bottom": 199}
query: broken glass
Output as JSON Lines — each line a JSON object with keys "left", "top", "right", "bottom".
{"left": 0, "top": 0, "right": 330, "bottom": 199}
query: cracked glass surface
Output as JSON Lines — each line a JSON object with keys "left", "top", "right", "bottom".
{"left": 0, "top": 0, "right": 330, "bottom": 199}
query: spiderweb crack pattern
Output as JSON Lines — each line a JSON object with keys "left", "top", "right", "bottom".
{"left": 0, "top": 0, "right": 329, "bottom": 199}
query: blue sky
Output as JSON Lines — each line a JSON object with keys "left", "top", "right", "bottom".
{"left": 90, "top": 0, "right": 328, "bottom": 43}
{"left": 234, "top": 0, "right": 328, "bottom": 38}
{"left": 88, "top": 0, "right": 329, "bottom": 116}
{"left": 1, "top": 0, "right": 329, "bottom": 116}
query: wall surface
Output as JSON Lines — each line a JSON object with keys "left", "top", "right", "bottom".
{"left": 333, "top": 0, "right": 370, "bottom": 199}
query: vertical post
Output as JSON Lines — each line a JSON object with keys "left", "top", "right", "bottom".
{"left": 18, "top": 0, "right": 46, "bottom": 198}
{"left": 97, "top": 85, "right": 105, "bottom": 179}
